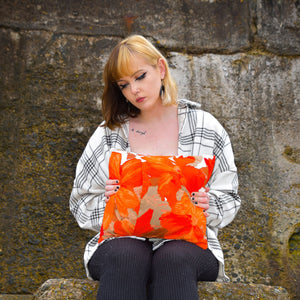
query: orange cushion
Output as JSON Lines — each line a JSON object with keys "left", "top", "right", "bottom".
{"left": 99, "top": 150, "right": 215, "bottom": 249}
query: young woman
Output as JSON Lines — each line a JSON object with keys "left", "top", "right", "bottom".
{"left": 70, "top": 35, "right": 241, "bottom": 300}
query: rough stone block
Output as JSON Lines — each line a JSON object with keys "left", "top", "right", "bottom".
{"left": 255, "top": 0, "right": 300, "bottom": 55}
{"left": 0, "top": 0, "right": 251, "bottom": 52}
{"left": 32, "top": 278, "right": 290, "bottom": 299}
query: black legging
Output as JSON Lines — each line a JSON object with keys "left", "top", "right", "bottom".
{"left": 88, "top": 238, "right": 219, "bottom": 300}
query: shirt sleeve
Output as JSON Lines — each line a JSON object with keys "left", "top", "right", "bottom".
{"left": 69, "top": 126, "right": 110, "bottom": 233}
{"left": 206, "top": 125, "right": 241, "bottom": 229}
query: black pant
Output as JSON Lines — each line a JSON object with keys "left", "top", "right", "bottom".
{"left": 88, "top": 238, "right": 219, "bottom": 300}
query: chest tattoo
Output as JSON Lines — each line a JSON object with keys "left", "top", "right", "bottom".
{"left": 131, "top": 128, "right": 147, "bottom": 135}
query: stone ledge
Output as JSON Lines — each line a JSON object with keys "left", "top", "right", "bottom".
{"left": 33, "top": 278, "right": 290, "bottom": 300}
{"left": 0, "top": 296, "right": 33, "bottom": 300}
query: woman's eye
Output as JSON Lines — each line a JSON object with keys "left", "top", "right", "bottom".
{"left": 119, "top": 83, "right": 128, "bottom": 90}
{"left": 136, "top": 72, "right": 147, "bottom": 81}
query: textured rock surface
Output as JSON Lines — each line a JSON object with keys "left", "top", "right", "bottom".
{"left": 32, "top": 279, "right": 290, "bottom": 300}
{"left": 0, "top": 0, "right": 251, "bottom": 52}
{"left": 0, "top": 0, "right": 299, "bottom": 299}
{"left": 0, "top": 296, "right": 33, "bottom": 300}
{"left": 33, "top": 279, "right": 98, "bottom": 300}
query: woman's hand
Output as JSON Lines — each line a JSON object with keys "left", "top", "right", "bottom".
{"left": 105, "top": 179, "right": 120, "bottom": 202}
{"left": 191, "top": 187, "right": 210, "bottom": 217}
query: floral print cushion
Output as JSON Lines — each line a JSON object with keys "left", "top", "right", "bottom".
{"left": 98, "top": 150, "right": 215, "bottom": 249}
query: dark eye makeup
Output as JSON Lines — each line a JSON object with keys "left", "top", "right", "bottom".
{"left": 136, "top": 72, "right": 147, "bottom": 80}
{"left": 119, "top": 83, "right": 128, "bottom": 90}
{"left": 118, "top": 72, "right": 147, "bottom": 90}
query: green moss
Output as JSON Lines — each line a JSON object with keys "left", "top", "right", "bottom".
{"left": 283, "top": 146, "right": 300, "bottom": 164}
{"left": 289, "top": 227, "right": 300, "bottom": 251}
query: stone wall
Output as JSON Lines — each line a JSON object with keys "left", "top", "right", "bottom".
{"left": 0, "top": 0, "right": 299, "bottom": 298}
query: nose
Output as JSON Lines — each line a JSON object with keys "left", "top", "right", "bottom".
{"left": 130, "top": 82, "right": 139, "bottom": 95}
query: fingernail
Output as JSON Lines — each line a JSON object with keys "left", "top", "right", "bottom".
{"left": 116, "top": 180, "right": 119, "bottom": 184}
{"left": 114, "top": 189, "right": 118, "bottom": 192}
{"left": 116, "top": 186, "right": 120, "bottom": 189}
{"left": 191, "top": 197, "right": 194, "bottom": 201}
{"left": 192, "top": 192, "right": 195, "bottom": 196}
{"left": 195, "top": 202, "right": 198, "bottom": 205}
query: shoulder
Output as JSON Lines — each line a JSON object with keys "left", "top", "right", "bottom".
{"left": 86, "top": 121, "right": 129, "bottom": 152}
{"left": 84, "top": 122, "right": 115, "bottom": 149}
{"left": 178, "top": 98, "right": 202, "bottom": 110}
{"left": 179, "top": 99, "right": 224, "bottom": 131}
{"left": 87, "top": 122, "right": 109, "bottom": 145}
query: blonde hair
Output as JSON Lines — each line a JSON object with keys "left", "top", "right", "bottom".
{"left": 102, "top": 35, "right": 178, "bottom": 129}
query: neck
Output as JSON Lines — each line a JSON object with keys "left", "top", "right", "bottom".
{"left": 138, "top": 103, "right": 177, "bottom": 124}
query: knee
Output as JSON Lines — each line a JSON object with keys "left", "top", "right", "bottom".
{"left": 89, "top": 238, "right": 152, "bottom": 281}
{"left": 107, "top": 238, "right": 152, "bottom": 268}
{"left": 153, "top": 241, "right": 192, "bottom": 270}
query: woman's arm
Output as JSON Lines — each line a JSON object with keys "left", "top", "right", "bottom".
{"left": 69, "top": 128, "right": 110, "bottom": 233}
{"left": 206, "top": 128, "right": 241, "bottom": 229}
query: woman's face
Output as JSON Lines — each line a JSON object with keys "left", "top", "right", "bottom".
{"left": 116, "top": 55, "right": 165, "bottom": 112}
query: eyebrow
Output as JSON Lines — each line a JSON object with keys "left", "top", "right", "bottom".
{"left": 116, "top": 69, "right": 144, "bottom": 82}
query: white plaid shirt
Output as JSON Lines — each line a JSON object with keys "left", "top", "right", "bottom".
{"left": 70, "top": 99, "right": 241, "bottom": 282}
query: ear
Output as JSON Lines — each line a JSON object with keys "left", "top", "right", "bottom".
{"left": 157, "top": 58, "right": 166, "bottom": 79}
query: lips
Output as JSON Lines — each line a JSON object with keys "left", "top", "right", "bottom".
{"left": 136, "top": 97, "right": 145, "bottom": 103}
